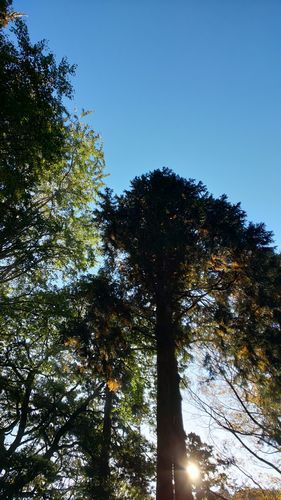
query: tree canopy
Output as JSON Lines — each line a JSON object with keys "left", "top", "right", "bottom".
{"left": 1, "top": 4, "right": 281, "bottom": 498}
{"left": 97, "top": 168, "right": 278, "bottom": 499}
{"left": 0, "top": 19, "right": 104, "bottom": 288}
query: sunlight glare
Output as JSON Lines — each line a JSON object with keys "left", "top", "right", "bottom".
{"left": 186, "top": 462, "right": 200, "bottom": 482}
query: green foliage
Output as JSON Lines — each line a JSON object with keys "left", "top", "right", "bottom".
{"left": 0, "top": 20, "right": 104, "bottom": 289}
{"left": 0, "top": 13, "right": 107, "bottom": 497}
{"left": 1, "top": 6, "right": 280, "bottom": 495}
{"left": 62, "top": 273, "right": 155, "bottom": 498}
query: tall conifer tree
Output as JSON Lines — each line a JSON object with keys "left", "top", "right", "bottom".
{"left": 97, "top": 168, "right": 273, "bottom": 499}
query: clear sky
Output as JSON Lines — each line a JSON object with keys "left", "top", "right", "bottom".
{"left": 14, "top": 0, "right": 281, "bottom": 247}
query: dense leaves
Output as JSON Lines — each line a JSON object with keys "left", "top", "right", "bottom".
{"left": 1, "top": 4, "right": 281, "bottom": 498}
{"left": 97, "top": 168, "right": 277, "bottom": 499}
{"left": 0, "top": 20, "right": 104, "bottom": 288}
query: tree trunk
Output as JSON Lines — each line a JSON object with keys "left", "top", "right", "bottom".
{"left": 156, "top": 302, "right": 193, "bottom": 500}
{"left": 172, "top": 368, "right": 192, "bottom": 500}
{"left": 96, "top": 385, "right": 114, "bottom": 499}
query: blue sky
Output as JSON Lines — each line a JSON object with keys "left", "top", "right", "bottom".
{"left": 14, "top": 0, "right": 281, "bottom": 247}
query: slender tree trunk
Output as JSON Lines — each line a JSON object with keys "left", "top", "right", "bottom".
{"left": 156, "top": 301, "right": 193, "bottom": 500}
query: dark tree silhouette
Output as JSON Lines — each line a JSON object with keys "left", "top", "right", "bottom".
{"left": 97, "top": 168, "right": 273, "bottom": 499}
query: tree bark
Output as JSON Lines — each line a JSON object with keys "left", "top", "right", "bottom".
{"left": 156, "top": 302, "right": 193, "bottom": 500}
{"left": 156, "top": 318, "right": 174, "bottom": 500}
{"left": 99, "top": 385, "right": 113, "bottom": 496}
{"left": 89, "top": 386, "right": 114, "bottom": 499}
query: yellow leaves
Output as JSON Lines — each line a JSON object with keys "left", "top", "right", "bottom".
{"left": 231, "top": 261, "right": 241, "bottom": 270}
{"left": 237, "top": 345, "right": 267, "bottom": 375}
{"left": 257, "top": 359, "right": 267, "bottom": 372}
{"left": 208, "top": 255, "right": 226, "bottom": 271}
{"left": 64, "top": 337, "right": 80, "bottom": 348}
{"left": 254, "top": 347, "right": 268, "bottom": 372}
{"left": 107, "top": 378, "right": 121, "bottom": 392}
{"left": 208, "top": 255, "right": 241, "bottom": 272}
{"left": 0, "top": 10, "right": 25, "bottom": 28}
{"left": 237, "top": 345, "right": 249, "bottom": 360}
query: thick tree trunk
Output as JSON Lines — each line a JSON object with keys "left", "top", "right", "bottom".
{"left": 96, "top": 385, "right": 114, "bottom": 499}
{"left": 172, "top": 369, "right": 192, "bottom": 500}
{"left": 156, "top": 302, "right": 193, "bottom": 500}
{"left": 156, "top": 319, "right": 174, "bottom": 500}
{"left": 100, "top": 385, "right": 113, "bottom": 480}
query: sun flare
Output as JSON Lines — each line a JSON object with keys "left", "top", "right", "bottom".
{"left": 186, "top": 462, "right": 201, "bottom": 482}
